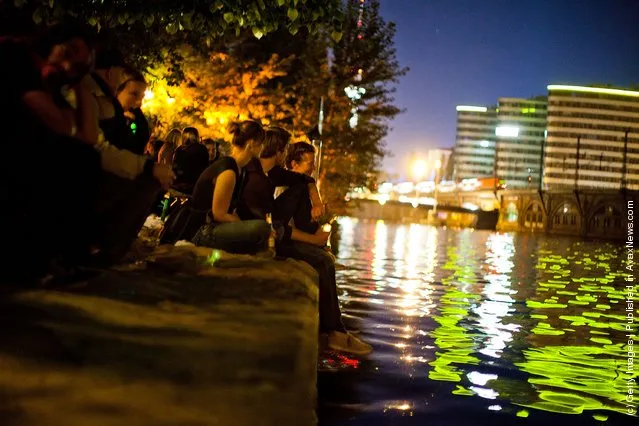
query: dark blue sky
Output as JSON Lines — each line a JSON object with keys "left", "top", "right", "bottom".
{"left": 378, "top": 0, "right": 639, "bottom": 178}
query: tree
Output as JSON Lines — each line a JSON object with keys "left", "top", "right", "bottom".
{"left": 320, "top": 0, "right": 408, "bottom": 212}
{"left": 143, "top": 46, "right": 298, "bottom": 139}
{"left": 4, "top": 0, "right": 345, "bottom": 72}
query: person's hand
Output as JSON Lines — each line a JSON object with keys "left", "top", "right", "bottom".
{"left": 312, "top": 229, "right": 330, "bottom": 247}
{"left": 311, "top": 204, "right": 325, "bottom": 221}
{"left": 123, "top": 111, "right": 136, "bottom": 120}
{"left": 152, "top": 163, "right": 175, "bottom": 189}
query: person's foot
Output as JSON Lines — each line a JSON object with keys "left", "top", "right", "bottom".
{"left": 327, "top": 331, "right": 373, "bottom": 355}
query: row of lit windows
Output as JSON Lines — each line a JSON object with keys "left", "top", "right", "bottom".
{"left": 549, "top": 91, "right": 639, "bottom": 103}
{"left": 549, "top": 99, "right": 639, "bottom": 113}
{"left": 544, "top": 161, "right": 621, "bottom": 174}
{"left": 544, "top": 172, "right": 639, "bottom": 184}
{"left": 547, "top": 121, "right": 639, "bottom": 132}
{"left": 547, "top": 133, "right": 639, "bottom": 144}
{"left": 549, "top": 111, "right": 639, "bottom": 124}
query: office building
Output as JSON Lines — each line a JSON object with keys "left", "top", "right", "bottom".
{"left": 453, "top": 105, "right": 498, "bottom": 181}
{"left": 495, "top": 97, "right": 548, "bottom": 188}
{"left": 543, "top": 85, "right": 639, "bottom": 190}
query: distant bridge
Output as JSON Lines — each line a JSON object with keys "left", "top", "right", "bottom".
{"left": 347, "top": 188, "right": 638, "bottom": 240}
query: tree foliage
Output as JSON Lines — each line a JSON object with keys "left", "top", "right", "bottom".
{"left": 4, "top": 0, "right": 344, "bottom": 70}
{"left": 320, "top": 0, "right": 408, "bottom": 211}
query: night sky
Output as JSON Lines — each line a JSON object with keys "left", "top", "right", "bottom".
{"left": 378, "top": 0, "right": 639, "bottom": 179}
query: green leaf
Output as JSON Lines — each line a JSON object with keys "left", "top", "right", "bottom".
{"left": 257, "top": 0, "right": 266, "bottom": 10}
{"left": 330, "top": 30, "right": 343, "bottom": 42}
{"left": 223, "top": 12, "right": 234, "bottom": 23}
{"left": 276, "top": 0, "right": 286, "bottom": 7}
{"left": 165, "top": 22, "right": 178, "bottom": 34}
{"left": 88, "top": 17, "right": 97, "bottom": 26}
{"left": 214, "top": 0, "right": 224, "bottom": 10}
{"left": 118, "top": 14, "right": 127, "bottom": 25}
{"left": 144, "top": 15, "right": 155, "bottom": 28}
{"left": 289, "top": 24, "right": 299, "bottom": 35}
{"left": 251, "top": 27, "right": 264, "bottom": 39}
{"left": 14, "top": 0, "right": 27, "bottom": 8}
{"left": 287, "top": 8, "right": 299, "bottom": 21}
{"left": 32, "top": 8, "right": 43, "bottom": 25}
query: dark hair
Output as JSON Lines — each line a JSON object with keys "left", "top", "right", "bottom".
{"left": 228, "top": 120, "right": 265, "bottom": 148}
{"left": 117, "top": 67, "right": 146, "bottom": 93}
{"left": 202, "top": 138, "right": 215, "bottom": 146}
{"left": 260, "top": 127, "right": 291, "bottom": 158}
{"left": 286, "top": 142, "right": 316, "bottom": 169}
{"left": 182, "top": 127, "right": 200, "bottom": 146}
{"left": 35, "top": 22, "right": 95, "bottom": 57}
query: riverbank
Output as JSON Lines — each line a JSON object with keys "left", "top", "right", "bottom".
{"left": 0, "top": 242, "right": 320, "bottom": 426}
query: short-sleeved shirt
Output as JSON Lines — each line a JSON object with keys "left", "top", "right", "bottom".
{"left": 191, "top": 156, "right": 244, "bottom": 214}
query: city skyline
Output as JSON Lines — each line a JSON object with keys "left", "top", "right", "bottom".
{"left": 378, "top": 0, "right": 639, "bottom": 179}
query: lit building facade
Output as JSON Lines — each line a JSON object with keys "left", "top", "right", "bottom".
{"left": 543, "top": 85, "right": 639, "bottom": 190}
{"left": 453, "top": 105, "right": 498, "bottom": 181}
{"left": 495, "top": 97, "right": 548, "bottom": 188}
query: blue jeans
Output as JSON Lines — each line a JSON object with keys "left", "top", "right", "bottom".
{"left": 192, "top": 219, "right": 271, "bottom": 254}
{"left": 277, "top": 241, "right": 346, "bottom": 333}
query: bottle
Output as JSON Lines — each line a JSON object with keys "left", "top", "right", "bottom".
{"left": 266, "top": 213, "right": 276, "bottom": 250}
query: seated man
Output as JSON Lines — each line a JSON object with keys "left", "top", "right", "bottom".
{"left": 238, "top": 128, "right": 372, "bottom": 355}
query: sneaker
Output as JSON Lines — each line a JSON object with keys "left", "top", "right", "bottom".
{"left": 327, "top": 331, "right": 373, "bottom": 355}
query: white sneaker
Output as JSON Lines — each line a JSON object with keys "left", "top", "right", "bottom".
{"left": 328, "top": 331, "right": 373, "bottom": 355}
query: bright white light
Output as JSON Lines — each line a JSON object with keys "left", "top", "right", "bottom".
{"left": 412, "top": 200, "right": 419, "bottom": 208}
{"left": 495, "top": 126, "right": 519, "bottom": 138}
{"left": 548, "top": 84, "right": 639, "bottom": 98}
{"left": 344, "top": 85, "right": 366, "bottom": 101}
{"left": 378, "top": 182, "right": 394, "bottom": 194}
{"left": 468, "top": 371, "right": 499, "bottom": 387}
{"left": 563, "top": 206, "right": 568, "bottom": 213}
{"left": 378, "top": 194, "right": 389, "bottom": 205}
{"left": 412, "top": 159, "right": 428, "bottom": 180}
{"left": 144, "top": 89, "right": 154, "bottom": 100}
{"left": 395, "top": 182, "right": 415, "bottom": 194}
{"left": 437, "top": 181, "right": 457, "bottom": 192}
{"left": 462, "top": 202, "right": 479, "bottom": 211}
{"left": 349, "top": 108, "right": 358, "bottom": 128}
{"left": 480, "top": 140, "right": 491, "bottom": 148}
{"left": 416, "top": 181, "right": 435, "bottom": 193}
{"left": 456, "top": 105, "right": 488, "bottom": 112}
{"left": 167, "top": 97, "right": 176, "bottom": 104}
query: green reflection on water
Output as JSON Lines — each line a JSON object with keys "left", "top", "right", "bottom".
{"left": 427, "top": 235, "right": 636, "bottom": 419}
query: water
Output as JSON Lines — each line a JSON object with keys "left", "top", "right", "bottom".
{"left": 318, "top": 218, "right": 636, "bottom": 426}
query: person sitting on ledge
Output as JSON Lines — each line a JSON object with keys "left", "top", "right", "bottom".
{"left": 161, "top": 120, "right": 271, "bottom": 253}
{"left": 237, "top": 128, "right": 372, "bottom": 355}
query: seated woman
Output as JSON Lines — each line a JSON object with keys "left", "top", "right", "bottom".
{"left": 172, "top": 127, "right": 210, "bottom": 195}
{"left": 162, "top": 120, "right": 270, "bottom": 254}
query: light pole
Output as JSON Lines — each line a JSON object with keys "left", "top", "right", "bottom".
{"left": 433, "top": 159, "right": 442, "bottom": 216}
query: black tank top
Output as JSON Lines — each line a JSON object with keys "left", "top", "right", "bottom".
{"left": 191, "top": 157, "right": 245, "bottom": 214}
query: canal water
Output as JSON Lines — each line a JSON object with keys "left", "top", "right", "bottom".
{"left": 318, "top": 218, "right": 636, "bottom": 426}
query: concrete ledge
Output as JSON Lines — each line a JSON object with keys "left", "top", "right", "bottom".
{"left": 0, "top": 245, "right": 319, "bottom": 426}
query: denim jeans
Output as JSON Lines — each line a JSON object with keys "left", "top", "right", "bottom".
{"left": 277, "top": 240, "right": 346, "bottom": 333}
{"left": 192, "top": 219, "right": 271, "bottom": 255}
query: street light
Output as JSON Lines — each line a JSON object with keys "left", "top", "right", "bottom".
{"left": 433, "top": 159, "right": 442, "bottom": 217}
{"left": 412, "top": 159, "right": 428, "bottom": 181}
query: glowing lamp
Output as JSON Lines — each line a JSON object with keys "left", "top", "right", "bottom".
{"left": 495, "top": 126, "right": 519, "bottom": 138}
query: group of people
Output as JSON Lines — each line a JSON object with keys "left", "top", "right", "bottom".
{"left": 0, "top": 22, "right": 371, "bottom": 355}
{"left": 160, "top": 121, "right": 372, "bottom": 355}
